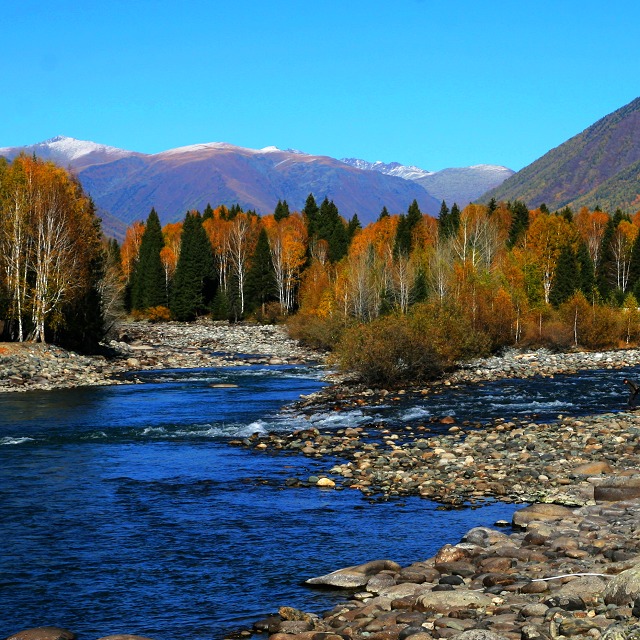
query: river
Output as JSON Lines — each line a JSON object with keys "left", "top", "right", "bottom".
{"left": 0, "top": 363, "right": 637, "bottom": 639}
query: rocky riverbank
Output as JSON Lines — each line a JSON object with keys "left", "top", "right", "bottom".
{"left": 0, "top": 320, "right": 321, "bottom": 392}
{"left": 231, "top": 411, "right": 640, "bottom": 507}
{"left": 244, "top": 498, "right": 640, "bottom": 640}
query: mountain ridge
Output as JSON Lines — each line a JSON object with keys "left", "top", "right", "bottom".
{"left": 480, "top": 96, "right": 640, "bottom": 212}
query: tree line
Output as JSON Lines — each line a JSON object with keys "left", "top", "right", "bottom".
{"left": 6, "top": 154, "right": 640, "bottom": 384}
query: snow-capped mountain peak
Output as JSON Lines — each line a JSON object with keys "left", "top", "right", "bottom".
{"left": 0, "top": 135, "right": 133, "bottom": 169}
{"left": 341, "top": 157, "right": 433, "bottom": 181}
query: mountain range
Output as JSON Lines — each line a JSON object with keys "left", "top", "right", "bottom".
{"left": 481, "top": 96, "right": 640, "bottom": 213}
{"left": 0, "top": 136, "right": 512, "bottom": 239}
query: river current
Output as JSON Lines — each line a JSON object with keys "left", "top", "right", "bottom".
{"left": 1, "top": 363, "right": 638, "bottom": 639}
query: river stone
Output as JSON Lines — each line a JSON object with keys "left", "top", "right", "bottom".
{"left": 462, "top": 527, "right": 509, "bottom": 547}
{"left": 434, "top": 544, "right": 469, "bottom": 564}
{"left": 512, "top": 503, "right": 574, "bottom": 527}
{"left": 95, "top": 637, "right": 156, "bottom": 640}
{"left": 306, "top": 560, "right": 402, "bottom": 588}
{"left": 601, "top": 623, "right": 640, "bottom": 640}
{"left": 604, "top": 564, "right": 640, "bottom": 604}
{"left": 595, "top": 476, "right": 640, "bottom": 503}
{"left": 316, "top": 477, "right": 336, "bottom": 488}
{"left": 556, "top": 575, "right": 607, "bottom": 601}
{"left": 414, "top": 591, "right": 493, "bottom": 613}
{"left": 5, "top": 629, "right": 76, "bottom": 640}
{"left": 367, "top": 573, "right": 397, "bottom": 593}
{"left": 451, "top": 630, "right": 509, "bottom": 640}
{"left": 379, "top": 583, "right": 425, "bottom": 599}
{"left": 573, "top": 461, "right": 613, "bottom": 475}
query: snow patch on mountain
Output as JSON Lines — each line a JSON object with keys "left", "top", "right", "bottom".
{"left": 342, "top": 157, "right": 514, "bottom": 205}
{"left": 0, "top": 135, "right": 134, "bottom": 168}
{"left": 341, "top": 158, "right": 433, "bottom": 181}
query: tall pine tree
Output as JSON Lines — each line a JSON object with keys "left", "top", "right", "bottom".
{"left": 245, "top": 228, "right": 277, "bottom": 314}
{"left": 549, "top": 244, "right": 577, "bottom": 307}
{"left": 507, "top": 201, "right": 530, "bottom": 248}
{"left": 170, "top": 211, "right": 216, "bottom": 321}
{"left": 131, "top": 208, "right": 166, "bottom": 311}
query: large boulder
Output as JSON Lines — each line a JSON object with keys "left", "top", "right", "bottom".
{"left": 306, "top": 559, "right": 402, "bottom": 588}
{"left": 512, "top": 503, "right": 574, "bottom": 527}
{"left": 415, "top": 591, "right": 493, "bottom": 613}
{"left": 595, "top": 476, "right": 640, "bottom": 503}
{"left": 604, "top": 565, "right": 640, "bottom": 605}
{"left": 5, "top": 628, "right": 75, "bottom": 640}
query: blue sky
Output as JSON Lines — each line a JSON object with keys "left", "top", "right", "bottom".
{"left": 3, "top": 0, "right": 639, "bottom": 171}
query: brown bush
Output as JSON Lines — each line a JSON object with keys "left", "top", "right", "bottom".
{"left": 335, "top": 303, "right": 491, "bottom": 386}
{"left": 287, "top": 312, "right": 349, "bottom": 352}
{"left": 147, "top": 306, "right": 171, "bottom": 323}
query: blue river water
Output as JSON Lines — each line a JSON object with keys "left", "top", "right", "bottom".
{"left": 1, "top": 363, "right": 638, "bottom": 640}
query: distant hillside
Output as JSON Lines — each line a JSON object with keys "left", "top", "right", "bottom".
{"left": 481, "top": 96, "right": 640, "bottom": 212}
{"left": 0, "top": 137, "right": 441, "bottom": 238}
{"left": 341, "top": 158, "right": 513, "bottom": 206}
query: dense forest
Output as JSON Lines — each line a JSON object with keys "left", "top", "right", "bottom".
{"left": 4, "top": 156, "right": 640, "bottom": 384}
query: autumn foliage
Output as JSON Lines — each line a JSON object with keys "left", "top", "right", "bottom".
{"left": 118, "top": 195, "right": 640, "bottom": 384}
{"left": 0, "top": 155, "right": 106, "bottom": 346}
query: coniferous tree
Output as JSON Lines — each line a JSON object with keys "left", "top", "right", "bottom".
{"left": 328, "top": 219, "right": 349, "bottom": 262}
{"left": 245, "top": 228, "right": 277, "bottom": 314}
{"left": 627, "top": 228, "right": 640, "bottom": 294}
{"left": 576, "top": 241, "right": 595, "bottom": 298}
{"left": 203, "top": 203, "right": 214, "bottom": 221}
{"left": 347, "top": 214, "right": 362, "bottom": 243}
{"left": 170, "top": 211, "right": 215, "bottom": 320}
{"left": 303, "top": 193, "right": 319, "bottom": 236}
{"left": 406, "top": 199, "right": 422, "bottom": 231}
{"left": 131, "top": 208, "right": 166, "bottom": 311}
{"left": 596, "top": 218, "right": 616, "bottom": 300}
{"left": 394, "top": 214, "right": 411, "bottom": 256}
{"left": 449, "top": 203, "right": 461, "bottom": 237}
{"left": 274, "top": 199, "right": 290, "bottom": 222}
{"left": 557, "top": 206, "right": 573, "bottom": 222}
{"left": 487, "top": 198, "right": 498, "bottom": 216}
{"left": 438, "top": 201, "right": 451, "bottom": 239}
{"left": 507, "top": 201, "right": 530, "bottom": 248}
{"left": 410, "top": 268, "right": 428, "bottom": 304}
{"left": 549, "top": 244, "right": 577, "bottom": 307}
{"left": 378, "top": 206, "right": 390, "bottom": 221}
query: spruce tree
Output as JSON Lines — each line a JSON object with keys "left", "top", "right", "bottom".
{"left": 549, "top": 244, "right": 577, "bottom": 307}
{"left": 378, "top": 206, "right": 390, "bottom": 220}
{"left": 274, "top": 199, "right": 290, "bottom": 221}
{"left": 406, "top": 199, "right": 422, "bottom": 230}
{"left": 449, "top": 203, "right": 461, "bottom": 237}
{"left": 245, "top": 228, "right": 277, "bottom": 314}
{"left": 576, "top": 241, "right": 595, "bottom": 298}
{"left": 487, "top": 198, "right": 498, "bottom": 216}
{"left": 394, "top": 214, "right": 411, "bottom": 256}
{"left": 410, "top": 268, "right": 428, "bottom": 304}
{"left": 347, "top": 214, "right": 362, "bottom": 243}
{"left": 437, "top": 201, "right": 451, "bottom": 238}
{"left": 131, "top": 208, "right": 166, "bottom": 311}
{"left": 170, "top": 211, "right": 216, "bottom": 321}
{"left": 203, "top": 203, "right": 214, "bottom": 221}
{"left": 303, "top": 193, "right": 319, "bottom": 236}
{"left": 596, "top": 218, "right": 616, "bottom": 301}
{"left": 328, "top": 220, "right": 349, "bottom": 262}
{"left": 627, "top": 229, "right": 640, "bottom": 293}
{"left": 507, "top": 201, "right": 530, "bottom": 248}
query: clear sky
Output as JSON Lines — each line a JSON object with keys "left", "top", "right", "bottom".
{"left": 3, "top": 0, "right": 640, "bottom": 172}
